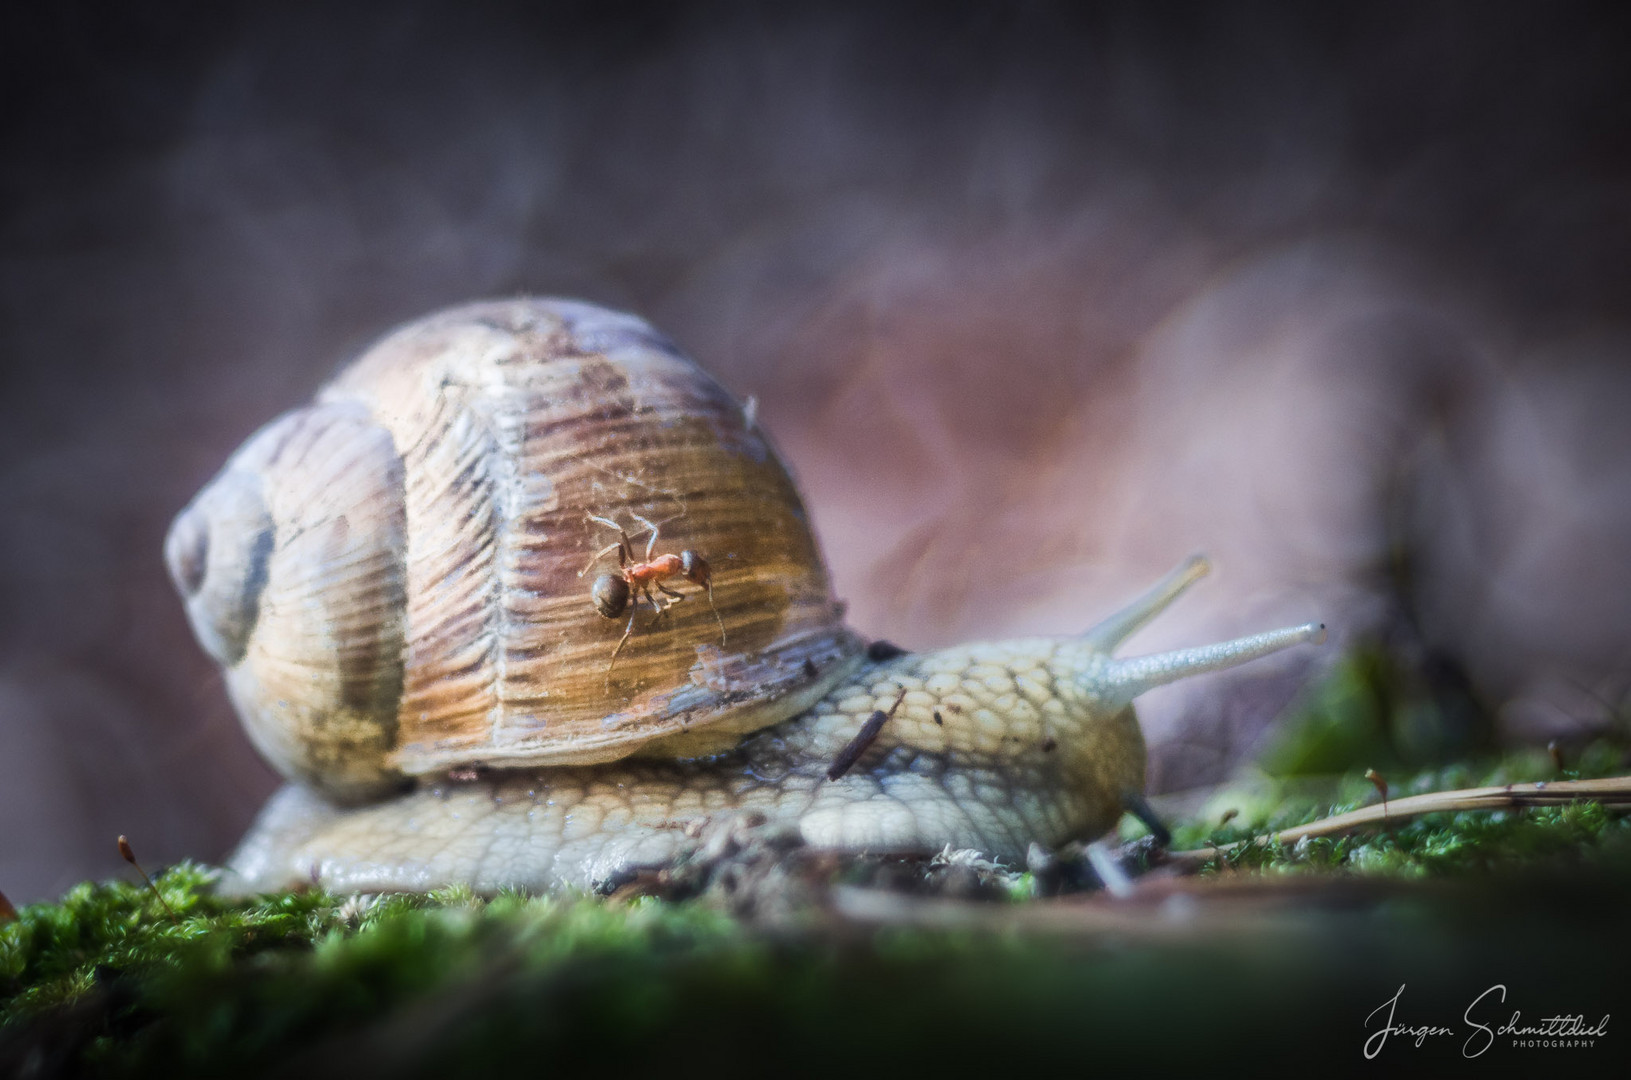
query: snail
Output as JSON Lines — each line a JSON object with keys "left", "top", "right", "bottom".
{"left": 165, "top": 298, "right": 1324, "bottom": 895}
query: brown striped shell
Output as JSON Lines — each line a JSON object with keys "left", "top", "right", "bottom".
{"left": 165, "top": 299, "right": 864, "bottom": 801}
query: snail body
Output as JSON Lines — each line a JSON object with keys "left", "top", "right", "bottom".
{"left": 167, "top": 299, "right": 1323, "bottom": 895}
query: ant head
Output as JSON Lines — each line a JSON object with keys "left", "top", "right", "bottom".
{"left": 591, "top": 573, "right": 630, "bottom": 619}
{"left": 679, "top": 550, "right": 712, "bottom": 590}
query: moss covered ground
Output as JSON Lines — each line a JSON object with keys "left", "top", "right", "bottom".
{"left": 5, "top": 659, "right": 1630, "bottom": 1076}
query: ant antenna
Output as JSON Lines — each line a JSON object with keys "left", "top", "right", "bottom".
{"left": 705, "top": 580, "right": 726, "bottom": 646}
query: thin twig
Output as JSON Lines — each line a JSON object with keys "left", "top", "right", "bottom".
{"left": 826, "top": 689, "right": 908, "bottom": 782}
{"left": 1168, "top": 775, "right": 1631, "bottom": 867}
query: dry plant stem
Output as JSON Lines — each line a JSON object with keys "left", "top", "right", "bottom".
{"left": 1169, "top": 776, "right": 1631, "bottom": 866}
{"left": 118, "top": 835, "right": 177, "bottom": 921}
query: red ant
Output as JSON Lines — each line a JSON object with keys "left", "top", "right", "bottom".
{"left": 581, "top": 513, "right": 725, "bottom": 678}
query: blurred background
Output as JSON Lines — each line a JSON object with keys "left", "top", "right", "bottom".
{"left": 2, "top": 1, "right": 1629, "bottom": 903}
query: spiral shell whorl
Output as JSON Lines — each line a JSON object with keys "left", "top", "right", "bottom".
{"left": 169, "top": 298, "right": 862, "bottom": 800}
{"left": 168, "top": 401, "right": 408, "bottom": 799}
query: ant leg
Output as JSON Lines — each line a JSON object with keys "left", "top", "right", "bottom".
{"left": 655, "top": 581, "right": 720, "bottom": 643}
{"left": 579, "top": 541, "right": 624, "bottom": 578}
{"left": 661, "top": 576, "right": 725, "bottom": 646}
{"left": 661, "top": 580, "right": 724, "bottom": 645}
{"left": 645, "top": 586, "right": 677, "bottom": 626}
{"left": 655, "top": 583, "right": 693, "bottom": 628}
{"left": 585, "top": 514, "right": 635, "bottom": 570}
{"left": 631, "top": 513, "right": 661, "bottom": 560}
{"left": 606, "top": 604, "right": 640, "bottom": 684}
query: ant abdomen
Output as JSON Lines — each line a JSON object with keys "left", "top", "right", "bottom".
{"left": 591, "top": 573, "right": 631, "bottom": 619}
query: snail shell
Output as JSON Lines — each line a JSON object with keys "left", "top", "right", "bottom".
{"left": 166, "top": 299, "right": 862, "bottom": 801}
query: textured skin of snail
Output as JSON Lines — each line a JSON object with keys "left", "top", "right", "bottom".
{"left": 225, "top": 561, "right": 1324, "bottom": 895}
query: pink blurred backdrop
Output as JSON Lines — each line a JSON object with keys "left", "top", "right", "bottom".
{"left": 3, "top": 2, "right": 1629, "bottom": 901}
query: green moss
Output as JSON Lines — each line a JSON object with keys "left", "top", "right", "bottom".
{"left": 1198, "top": 799, "right": 1631, "bottom": 877}
{"left": 6, "top": 852, "right": 1628, "bottom": 1075}
{"left": 1164, "top": 737, "right": 1631, "bottom": 878}
{"left": 1258, "top": 640, "right": 1499, "bottom": 774}
{"left": 5, "top": 737, "right": 1629, "bottom": 1073}
{"left": 1, "top": 873, "right": 763, "bottom": 1076}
